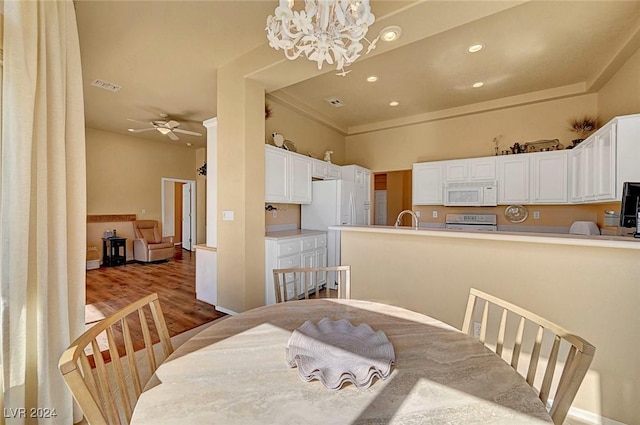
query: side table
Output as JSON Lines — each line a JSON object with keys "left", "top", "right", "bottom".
{"left": 102, "top": 236, "right": 127, "bottom": 267}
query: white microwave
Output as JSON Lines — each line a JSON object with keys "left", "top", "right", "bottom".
{"left": 444, "top": 181, "right": 498, "bottom": 206}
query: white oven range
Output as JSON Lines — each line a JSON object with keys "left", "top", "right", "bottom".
{"left": 444, "top": 214, "right": 497, "bottom": 231}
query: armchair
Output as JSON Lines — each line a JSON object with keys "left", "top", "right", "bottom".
{"left": 132, "top": 220, "right": 174, "bottom": 262}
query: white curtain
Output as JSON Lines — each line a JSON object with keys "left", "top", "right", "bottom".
{"left": 0, "top": 1, "right": 86, "bottom": 424}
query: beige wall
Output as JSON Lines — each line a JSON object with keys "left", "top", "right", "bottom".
{"left": 86, "top": 128, "right": 197, "bottom": 222}
{"left": 340, "top": 229, "right": 640, "bottom": 424}
{"left": 264, "top": 203, "right": 301, "bottom": 229}
{"left": 415, "top": 202, "right": 621, "bottom": 230}
{"left": 344, "top": 94, "right": 598, "bottom": 171}
{"left": 598, "top": 47, "right": 640, "bottom": 124}
{"left": 266, "top": 98, "right": 347, "bottom": 164}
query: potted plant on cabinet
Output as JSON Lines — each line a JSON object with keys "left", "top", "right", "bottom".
{"left": 568, "top": 116, "right": 599, "bottom": 147}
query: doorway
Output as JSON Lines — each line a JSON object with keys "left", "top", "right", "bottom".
{"left": 161, "top": 178, "right": 196, "bottom": 251}
{"left": 373, "top": 170, "right": 413, "bottom": 226}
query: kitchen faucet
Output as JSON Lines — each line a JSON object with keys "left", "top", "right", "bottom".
{"left": 394, "top": 210, "right": 420, "bottom": 230}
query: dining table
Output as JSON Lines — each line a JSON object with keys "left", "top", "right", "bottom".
{"left": 130, "top": 299, "right": 553, "bottom": 424}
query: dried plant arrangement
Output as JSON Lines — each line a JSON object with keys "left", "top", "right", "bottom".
{"left": 568, "top": 116, "right": 599, "bottom": 140}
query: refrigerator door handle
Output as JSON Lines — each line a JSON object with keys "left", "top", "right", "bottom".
{"left": 349, "top": 193, "right": 356, "bottom": 225}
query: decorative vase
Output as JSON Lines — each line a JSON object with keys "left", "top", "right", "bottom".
{"left": 572, "top": 139, "right": 584, "bottom": 147}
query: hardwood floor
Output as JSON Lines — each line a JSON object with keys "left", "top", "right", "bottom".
{"left": 86, "top": 247, "right": 225, "bottom": 349}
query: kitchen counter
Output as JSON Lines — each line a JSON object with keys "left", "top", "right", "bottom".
{"left": 265, "top": 229, "right": 327, "bottom": 240}
{"left": 335, "top": 223, "right": 640, "bottom": 424}
{"left": 329, "top": 225, "right": 640, "bottom": 250}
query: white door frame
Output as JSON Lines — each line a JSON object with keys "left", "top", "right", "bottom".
{"left": 161, "top": 178, "right": 196, "bottom": 251}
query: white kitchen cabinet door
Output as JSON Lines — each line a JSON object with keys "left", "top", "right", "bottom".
{"left": 594, "top": 123, "right": 616, "bottom": 200}
{"left": 413, "top": 162, "right": 443, "bottom": 205}
{"left": 444, "top": 160, "right": 468, "bottom": 182}
{"left": 328, "top": 164, "right": 342, "bottom": 179}
{"left": 315, "top": 248, "right": 327, "bottom": 286}
{"left": 531, "top": 151, "right": 568, "bottom": 204}
{"left": 469, "top": 157, "right": 496, "bottom": 181}
{"left": 311, "top": 158, "right": 329, "bottom": 179}
{"left": 497, "top": 156, "right": 530, "bottom": 204}
{"left": 265, "top": 145, "right": 289, "bottom": 203}
{"left": 289, "top": 154, "right": 312, "bottom": 204}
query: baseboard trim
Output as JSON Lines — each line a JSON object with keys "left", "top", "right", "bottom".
{"left": 215, "top": 306, "right": 238, "bottom": 316}
{"left": 566, "top": 406, "right": 627, "bottom": 425}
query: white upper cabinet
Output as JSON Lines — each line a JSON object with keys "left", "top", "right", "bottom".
{"left": 289, "top": 154, "right": 312, "bottom": 204}
{"left": 265, "top": 145, "right": 312, "bottom": 204}
{"left": 497, "top": 155, "right": 530, "bottom": 204}
{"left": 311, "top": 157, "right": 342, "bottom": 180}
{"left": 594, "top": 123, "right": 616, "bottom": 200}
{"left": 469, "top": 157, "right": 496, "bottom": 181}
{"left": 444, "top": 160, "right": 469, "bottom": 182}
{"left": 413, "top": 162, "right": 443, "bottom": 205}
{"left": 443, "top": 157, "right": 495, "bottom": 183}
{"left": 265, "top": 145, "right": 289, "bottom": 203}
{"left": 570, "top": 114, "right": 640, "bottom": 203}
{"left": 530, "top": 151, "right": 569, "bottom": 204}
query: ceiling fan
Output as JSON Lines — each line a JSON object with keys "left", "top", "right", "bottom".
{"left": 127, "top": 113, "right": 202, "bottom": 141}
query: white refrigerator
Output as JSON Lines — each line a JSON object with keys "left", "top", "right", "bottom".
{"left": 302, "top": 180, "right": 369, "bottom": 269}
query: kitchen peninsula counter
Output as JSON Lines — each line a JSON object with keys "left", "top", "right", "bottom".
{"left": 330, "top": 225, "right": 640, "bottom": 250}
{"left": 333, "top": 224, "right": 640, "bottom": 424}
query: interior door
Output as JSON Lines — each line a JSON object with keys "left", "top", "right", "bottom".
{"left": 182, "top": 183, "right": 192, "bottom": 250}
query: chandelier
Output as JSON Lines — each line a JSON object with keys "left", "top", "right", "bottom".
{"left": 266, "top": 0, "right": 378, "bottom": 76}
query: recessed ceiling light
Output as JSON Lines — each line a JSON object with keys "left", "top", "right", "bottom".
{"left": 380, "top": 26, "right": 402, "bottom": 42}
{"left": 367, "top": 76, "right": 378, "bottom": 83}
{"left": 389, "top": 101, "right": 400, "bottom": 107}
{"left": 186, "top": 142, "right": 193, "bottom": 147}
{"left": 467, "top": 43, "right": 484, "bottom": 53}
{"left": 127, "top": 128, "right": 135, "bottom": 132}
{"left": 473, "top": 82, "right": 484, "bottom": 88}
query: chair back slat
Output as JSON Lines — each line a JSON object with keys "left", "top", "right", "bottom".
{"left": 272, "top": 265, "right": 351, "bottom": 303}
{"left": 59, "top": 293, "right": 174, "bottom": 425}
{"left": 105, "top": 327, "right": 133, "bottom": 421}
{"left": 539, "top": 335, "right": 561, "bottom": 404}
{"left": 479, "top": 300, "right": 489, "bottom": 343}
{"left": 461, "top": 288, "right": 595, "bottom": 425}
{"left": 121, "top": 318, "right": 142, "bottom": 398}
{"left": 496, "top": 308, "right": 507, "bottom": 357}
{"left": 138, "top": 308, "right": 157, "bottom": 373}
{"left": 526, "top": 325, "right": 544, "bottom": 385}
{"left": 511, "top": 316, "right": 526, "bottom": 369}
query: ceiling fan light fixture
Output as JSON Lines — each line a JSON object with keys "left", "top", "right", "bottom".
{"left": 265, "top": 0, "right": 378, "bottom": 75}
{"left": 157, "top": 128, "right": 172, "bottom": 135}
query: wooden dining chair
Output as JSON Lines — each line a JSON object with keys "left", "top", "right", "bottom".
{"left": 272, "top": 265, "right": 351, "bottom": 303}
{"left": 59, "top": 293, "right": 174, "bottom": 425}
{"left": 461, "top": 288, "right": 595, "bottom": 425}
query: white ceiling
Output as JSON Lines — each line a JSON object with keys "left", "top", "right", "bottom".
{"left": 75, "top": 1, "right": 640, "bottom": 148}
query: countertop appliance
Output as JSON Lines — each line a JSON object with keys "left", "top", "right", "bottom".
{"left": 444, "top": 181, "right": 497, "bottom": 207}
{"left": 569, "top": 221, "right": 600, "bottom": 236}
{"left": 302, "top": 180, "right": 369, "bottom": 268}
{"left": 445, "top": 214, "right": 498, "bottom": 231}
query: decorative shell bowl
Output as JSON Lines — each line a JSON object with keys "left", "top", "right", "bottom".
{"left": 286, "top": 318, "right": 395, "bottom": 390}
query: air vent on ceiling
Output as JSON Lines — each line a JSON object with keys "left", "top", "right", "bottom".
{"left": 324, "top": 97, "right": 344, "bottom": 107}
{"left": 90, "top": 78, "right": 122, "bottom": 93}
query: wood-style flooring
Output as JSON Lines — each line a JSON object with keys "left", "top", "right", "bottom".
{"left": 85, "top": 247, "right": 225, "bottom": 356}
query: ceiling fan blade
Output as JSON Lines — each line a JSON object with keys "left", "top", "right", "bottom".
{"left": 173, "top": 129, "right": 203, "bottom": 137}
{"left": 128, "top": 128, "right": 157, "bottom": 133}
{"left": 167, "top": 120, "right": 180, "bottom": 129}
{"left": 127, "top": 118, "right": 153, "bottom": 125}
{"left": 167, "top": 131, "right": 180, "bottom": 141}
